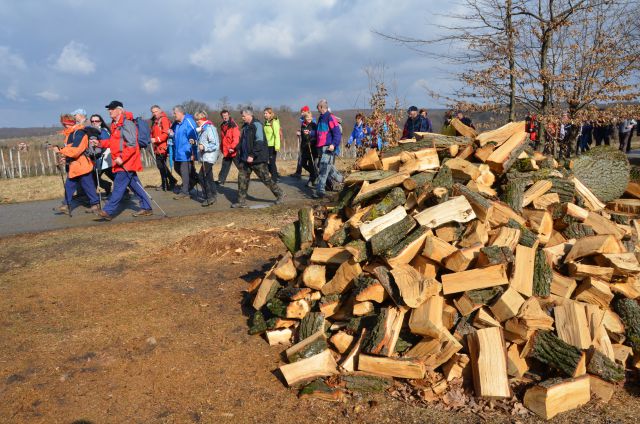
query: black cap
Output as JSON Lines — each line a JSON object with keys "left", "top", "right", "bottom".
{"left": 407, "top": 106, "right": 418, "bottom": 113}
{"left": 105, "top": 100, "right": 123, "bottom": 110}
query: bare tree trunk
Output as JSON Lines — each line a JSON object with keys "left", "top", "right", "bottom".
{"left": 507, "top": 0, "right": 516, "bottom": 122}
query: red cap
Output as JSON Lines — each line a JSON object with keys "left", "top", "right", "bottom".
{"left": 300, "top": 105, "right": 310, "bottom": 113}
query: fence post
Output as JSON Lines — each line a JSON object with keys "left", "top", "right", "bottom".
{"left": 9, "top": 148, "right": 14, "bottom": 179}
{"left": 46, "top": 149, "right": 53, "bottom": 175}
{"left": 39, "top": 150, "right": 46, "bottom": 176}
{"left": 0, "top": 148, "right": 5, "bottom": 178}
{"left": 17, "top": 149, "right": 22, "bottom": 178}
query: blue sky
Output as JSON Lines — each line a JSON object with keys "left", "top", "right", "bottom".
{"left": 0, "top": 0, "right": 457, "bottom": 127}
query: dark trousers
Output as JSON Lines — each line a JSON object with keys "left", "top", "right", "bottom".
{"left": 268, "top": 147, "right": 278, "bottom": 182}
{"left": 300, "top": 144, "right": 317, "bottom": 183}
{"left": 619, "top": 132, "right": 632, "bottom": 152}
{"left": 102, "top": 171, "right": 151, "bottom": 216}
{"left": 65, "top": 173, "right": 99, "bottom": 208}
{"left": 218, "top": 156, "right": 238, "bottom": 184}
{"left": 198, "top": 162, "right": 217, "bottom": 200}
{"left": 156, "top": 153, "right": 177, "bottom": 190}
{"left": 237, "top": 162, "right": 283, "bottom": 204}
{"left": 175, "top": 161, "right": 197, "bottom": 195}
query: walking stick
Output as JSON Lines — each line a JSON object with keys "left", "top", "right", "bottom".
{"left": 48, "top": 142, "right": 72, "bottom": 218}
{"left": 121, "top": 163, "right": 168, "bottom": 217}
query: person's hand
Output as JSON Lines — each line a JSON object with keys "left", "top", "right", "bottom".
{"left": 191, "top": 155, "right": 195, "bottom": 161}
{"left": 247, "top": 156, "right": 254, "bottom": 163}
{"left": 51, "top": 146, "right": 60, "bottom": 153}
{"left": 189, "top": 138, "right": 195, "bottom": 145}
{"left": 168, "top": 129, "right": 174, "bottom": 137}
{"left": 296, "top": 130, "right": 301, "bottom": 136}
{"left": 229, "top": 148, "right": 235, "bottom": 154}
{"left": 328, "top": 145, "right": 335, "bottom": 152}
{"left": 115, "top": 157, "right": 123, "bottom": 166}
{"left": 198, "top": 144, "right": 205, "bottom": 152}
{"left": 303, "top": 129, "right": 309, "bottom": 135}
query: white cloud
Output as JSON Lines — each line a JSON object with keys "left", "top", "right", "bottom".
{"left": 36, "top": 90, "right": 62, "bottom": 101}
{"left": 52, "top": 41, "right": 96, "bottom": 75}
{"left": 0, "top": 46, "right": 27, "bottom": 75}
{"left": 142, "top": 77, "right": 160, "bottom": 94}
{"left": 5, "top": 85, "right": 21, "bottom": 101}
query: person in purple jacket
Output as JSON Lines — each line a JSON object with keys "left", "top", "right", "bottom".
{"left": 313, "top": 99, "right": 343, "bottom": 199}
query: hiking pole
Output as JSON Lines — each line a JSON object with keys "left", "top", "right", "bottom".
{"left": 189, "top": 138, "right": 206, "bottom": 201}
{"left": 90, "top": 138, "right": 103, "bottom": 210}
{"left": 121, "top": 163, "right": 168, "bottom": 217}
{"left": 47, "top": 142, "right": 72, "bottom": 218}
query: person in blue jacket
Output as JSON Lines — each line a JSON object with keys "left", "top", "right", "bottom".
{"left": 347, "top": 113, "right": 372, "bottom": 157}
{"left": 169, "top": 105, "right": 198, "bottom": 200}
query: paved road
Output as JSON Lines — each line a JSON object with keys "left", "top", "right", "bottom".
{"left": 0, "top": 176, "right": 317, "bottom": 237}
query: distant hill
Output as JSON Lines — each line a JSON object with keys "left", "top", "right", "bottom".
{"left": 0, "top": 127, "right": 59, "bottom": 139}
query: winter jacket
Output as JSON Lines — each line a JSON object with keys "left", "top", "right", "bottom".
{"left": 264, "top": 118, "right": 281, "bottom": 151}
{"left": 173, "top": 114, "right": 198, "bottom": 162}
{"left": 402, "top": 115, "right": 429, "bottom": 139}
{"left": 59, "top": 124, "right": 94, "bottom": 178}
{"left": 238, "top": 118, "right": 269, "bottom": 164}
{"left": 316, "top": 112, "right": 341, "bottom": 149}
{"left": 151, "top": 111, "right": 171, "bottom": 155}
{"left": 98, "top": 111, "right": 143, "bottom": 173}
{"left": 197, "top": 121, "right": 220, "bottom": 164}
{"left": 347, "top": 123, "right": 372, "bottom": 147}
{"left": 220, "top": 119, "right": 240, "bottom": 158}
{"left": 300, "top": 121, "right": 317, "bottom": 152}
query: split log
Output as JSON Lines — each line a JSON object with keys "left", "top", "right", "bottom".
{"left": 502, "top": 179, "right": 526, "bottom": 214}
{"left": 445, "top": 157, "right": 480, "bottom": 181}
{"left": 511, "top": 243, "right": 538, "bottom": 297}
{"left": 586, "top": 348, "right": 625, "bottom": 383}
{"left": 486, "top": 130, "right": 529, "bottom": 174}
{"left": 572, "top": 145, "right": 630, "bottom": 203}
{"left": 564, "top": 235, "right": 624, "bottom": 263}
{"left": 522, "top": 180, "right": 553, "bottom": 208}
{"left": 442, "top": 264, "right": 509, "bottom": 295}
{"left": 352, "top": 172, "right": 410, "bottom": 205}
{"left": 422, "top": 235, "right": 457, "bottom": 263}
{"left": 360, "top": 307, "right": 407, "bottom": 356}
{"left": 311, "top": 247, "right": 353, "bottom": 265}
{"left": 474, "top": 307, "right": 502, "bottom": 328}
{"left": 476, "top": 121, "right": 526, "bottom": 147}
{"left": 490, "top": 287, "right": 526, "bottom": 322}
{"left": 359, "top": 205, "right": 407, "bottom": 241}
{"left": 321, "top": 258, "right": 362, "bottom": 295}
{"left": 355, "top": 148, "right": 382, "bottom": 170}
{"left": 345, "top": 239, "right": 369, "bottom": 263}
{"left": 329, "top": 331, "right": 354, "bottom": 354}
{"left": 467, "top": 327, "right": 511, "bottom": 398}
{"left": 442, "top": 353, "right": 470, "bottom": 381}
{"left": 589, "top": 375, "right": 615, "bottom": 403}
{"left": 266, "top": 328, "right": 293, "bottom": 346}
{"left": 409, "top": 294, "right": 444, "bottom": 338}
{"left": 414, "top": 196, "right": 476, "bottom": 228}
{"left": 454, "top": 286, "right": 504, "bottom": 316}
{"left": 506, "top": 343, "right": 529, "bottom": 378}
{"left": 607, "top": 198, "right": 640, "bottom": 215}
{"left": 398, "top": 148, "right": 440, "bottom": 173}
{"left": 613, "top": 298, "right": 640, "bottom": 354}
{"left": 279, "top": 221, "right": 300, "bottom": 253}
{"left": 298, "top": 379, "right": 346, "bottom": 402}
{"left": 387, "top": 133, "right": 473, "bottom": 154}
{"left": 340, "top": 329, "right": 365, "bottom": 372}
{"left": 567, "top": 263, "right": 613, "bottom": 282}
{"left": 533, "top": 193, "right": 560, "bottom": 210}
{"left": 390, "top": 264, "right": 439, "bottom": 308}
{"left": 506, "top": 219, "right": 538, "bottom": 248}
{"left": 489, "top": 226, "right": 521, "bottom": 251}
{"left": 533, "top": 250, "right": 553, "bottom": 297}
{"left": 572, "top": 177, "right": 606, "bottom": 211}
{"left": 362, "top": 187, "right": 406, "bottom": 221}
{"left": 574, "top": 277, "right": 614, "bottom": 308}
{"left": 523, "top": 376, "right": 591, "bottom": 420}
{"left": 353, "top": 275, "right": 387, "bottom": 303}
{"left": 344, "top": 170, "right": 396, "bottom": 184}
{"left": 370, "top": 215, "right": 417, "bottom": 256}
{"left": 452, "top": 183, "right": 494, "bottom": 223}
{"left": 459, "top": 220, "right": 489, "bottom": 248}
{"left": 286, "top": 329, "right": 328, "bottom": 362}
{"left": 383, "top": 226, "right": 429, "bottom": 268}
{"left": 474, "top": 143, "right": 496, "bottom": 162}
{"left": 476, "top": 245, "right": 514, "bottom": 268}
{"left": 432, "top": 164, "right": 453, "bottom": 189}
{"left": 299, "top": 312, "right": 326, "bottom": 341}
{"left": 303, "top": 265, "right": 327, "bottom": 290}
{"left": 286, "top": 299, "right": 311, "bottom": 319}
{"left": 353, "top": 301, "right": 375, "bottom": 316}
{"left": 279, "top": 349, "right": 339, "bottom": 387}
{"left": 523, "top": 330, "right": 586, "bottom": 377}
{"left": 551, "top": 271, "right": 577, "bottom": 298}
{"left": 450, "top": 117, "right": 478, "bottom": 138}
{"left": 598, "top": 252, "right": 640, "bottom": 275}
{"left": 554, "top": 301, "right": 591, "bottom": 349}
{"left": 489, "top": 201, "right": 527, "bottom": 228}
{"left": 357, "top": 354, "right": 426, "bottom": 379}
{"left": 273, "top": 252, "right": 297, "bottom": 281}
{"left": 298, "top": 208, "right": 315, "bottom": 249}
{"left": 252, "top": 275, "right": 280, "bottom": 310}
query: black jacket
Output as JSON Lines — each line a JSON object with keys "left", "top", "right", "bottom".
{"left": 239, "top": 118, "right": 269, "bottom": 164}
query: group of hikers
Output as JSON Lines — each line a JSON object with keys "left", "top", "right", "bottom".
{"left": 52, "top": 99, "right": 348, "bottom": 220}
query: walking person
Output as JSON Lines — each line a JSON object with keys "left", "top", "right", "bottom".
{"left": 577, "top": 121, "right": 593, "bottom": 154}
{"left": 618, "top": 118, "right": 635, "bottom": 153}
{"left": 52, "top": 114, "right": 101, "bottom": 215}
{"left": 299, "top": 111, "right": 318, "bottom": 187}
{"left": 346, "top": 113, "right": 371, "bottom": 158}
{"left": 313, "top": 99, "right": 343, "bottom": 199}
{"left": 88, "top": 114, "right": 115, "bottom": 196}
{"left": 150, "top": 105, "right": 177, "bottom": 191}
{"left": 231, "top": 109, "right": 284, "bottom": 208}
{"left": 194, "top": 111, "right": 219, "bottom": 206}
{"left": 402, "top": 106, "right": 429, "bottom": 139}
{"left": 169, "top": 105, "right": 198, "bottom": 200}
{"left": 263, "top": 107, "right": 281, "bottom": 182}
{"left": 217, "top": 109, "right": 240, "bottom": 186}
{"left": 94, "top": 101, "right": 153, "bottom": 221}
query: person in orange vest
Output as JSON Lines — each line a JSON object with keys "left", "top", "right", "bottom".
{"left": 51, "top": 114, "right": 101, "bottom": 215}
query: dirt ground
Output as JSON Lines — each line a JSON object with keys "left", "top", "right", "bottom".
{"left": 1, "top": 204, "right": 639, "bottom": 423}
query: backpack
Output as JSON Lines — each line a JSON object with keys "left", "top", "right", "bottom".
{"left": 135, "top": 117, "right": 151, "bottom": 148}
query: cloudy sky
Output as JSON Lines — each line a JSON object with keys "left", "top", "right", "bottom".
{"left": 0, "top": 0, "right": 458, "bottom": 127}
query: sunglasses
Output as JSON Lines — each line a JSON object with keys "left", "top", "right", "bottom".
{"left": 91, "top": 120, "right": 101, "bottom": 123}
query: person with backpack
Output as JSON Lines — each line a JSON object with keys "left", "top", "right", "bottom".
{"left": 150, "top": 105, "right": 177, "bottom": 191}
{"left": 51, "top": 114, "right": 101, "bottom": 215}
{"left": 313, "top": 99, "right": 343, "bottom": 199}
{"left": 88, "top": 113, "right": 116, "bottom": 196}
{"left": 169, "top": 105, "right": 198, "bottom": 199}
{"left": 217, "top": 109, "right": 240, "bottom": 186}
{"left": 263, "top": 107, "right": 281, "bottom": 183}
{"left": 93, "top": 101, "right": 152, "bottom": 221}
{"left": 232, "top": 109, "right": 284, "bottom": 208}
{"left": 194, "top": 111, "right": 219, "bottom": 206}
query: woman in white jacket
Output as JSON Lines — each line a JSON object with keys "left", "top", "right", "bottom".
{"left": 194, "top": 111, "right": 220, "bottom": 206}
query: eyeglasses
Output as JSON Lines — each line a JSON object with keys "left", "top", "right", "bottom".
{"left": 90, "top": 120, "right": 101, "bottom": 123}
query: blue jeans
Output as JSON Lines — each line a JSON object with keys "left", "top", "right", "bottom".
{"left": 65, "top": 173, "right": 99, "bottom": 207}
{"left": 103, "top": 171, "right": 152, "bottom": 216}
{"left": 315, "top": 146, "right": 343, "bottom": 194}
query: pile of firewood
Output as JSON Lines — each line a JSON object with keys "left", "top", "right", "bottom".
{"left": 245, "top": 120, "right": 640, "bottom": 420}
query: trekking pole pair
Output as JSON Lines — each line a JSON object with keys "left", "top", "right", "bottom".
{"left": 120, "top": 163, "right": 168, "bottom": 217}
{"left": 189, "top": 138, "right": 209, "bottom": 202}
{"left": 47, "top": 142, "right": 73, "bottom": 218}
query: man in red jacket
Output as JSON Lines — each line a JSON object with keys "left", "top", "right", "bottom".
{"left": 150, "top": 105, "right": 177, "bottom": 191}
{"left": 94, "top": 101, "right": 153, "bottom": 221}
{"left": 217, "top": 109, "right": 240, "bottom": 186}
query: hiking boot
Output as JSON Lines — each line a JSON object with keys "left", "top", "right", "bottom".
{"left": 289, "top": 172, "right": 302, "bottom": 179}
{"left": 173, "top": 193, "right": 189, "bottom": 200}
{"left": 311, "top": 191, "right": 325, "bottom": 199}
{"left": 53, "top": 204, "right": 70, "bottom": 215}
{"left": 132, "top": 209, "right": 153, "bottom": 217}
{"left": 95, "top": 210, "right": 112, "bottom": 221}
{"left": 202, "top": 197, "right": 217, "bottom": 207}
{"left": 274, "top": 193, "right": 287, "bottom": 205}
{"left": 86, "top": 204, "right": 101, "bottom": 215}
{"left": 231, "top": 202, "right": 248, "bottom": 208}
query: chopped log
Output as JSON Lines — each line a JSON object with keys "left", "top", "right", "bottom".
{"left": 390, "top": 264, "right": 439, "bottom": 308}
{"left": 298, "top": 379, "right": 347, "bottom": 402}
{"left": 410, "top": 255, "right": 439, "bottom": 279}
{"left": 273, "top": 252, "right": 297, "bottom": 281}
{"left": 442, "top": 353, "right": 471, "bottom": 381}
{"left": 329, "top": 331, "right": 354, "bottom": 354}
{"left": 551, "top": 271, "right": 577, "bottom": 298}
{"left": 406, "top": 329, "right": 463, "bottom": 369}
{"left": 567, "top": 263, "right": 614, "bottom": 282}
{"left": 359, "top": 205, "right": 407, "bottom": 241}
{"left": 355, "top": 148, "right": 382, "bottom": 170}
{"left": 524, "top": 330, "right": 587, "bottom": 377}
{"left": 442, "top": 264, "right": 509, "bottom": 295}
{"left": 505, "top": 219, "right": 538, "bottom": 248}
{"left": 353, "top": 275, "right": 387, "bottom": 303}
{"left": 511, "top": 243, "right": 539, "bottom": 297}
{"left": 586, "top": 348, "right": 625, "bottom": 383}
{"left": 475, "top": 143, "right": 496, "bottom": 162}
{"left": 353, "top": 301, "right": 375, "bottom": 316}
{"left": 522, "top": 180, "right": 553, "bottom": 207}
{"left": 476, "top": 121, "right": 526, "bottom": 147}
{"left": 452, "top": 183, "right": 494, "bottom": 223}
{"left": 450, "top": 117, "right": 478, "bottom": 138}
{"left": 303, "top": 265, "right": 327, "bottom": 290}
{"left": 611, "top": 278, "right": 640, "bottom": 299}
{"left": 341, "top": 374, "right": 392, "bottom": 393}
{"left": 574, "top": 277, "right": 614, "bottom": 308}
{"left": 584, "top": 212, "right": 626, "bottom": 239}
{"left": 345, "top": 239, "right": 369, "bottom": 263}
{"left": 603, "top": 309, "right": 626, "bottom": 341}
{"left": 248, "top": 310, "right": 268, "bottom": 335}
{"left": 369, "top": 264, "right": 404, "bottom": 307}
{"left": 490, "top": 201, "right": 527, "bottom": 228}
{"left": 507, "top": 343, "right": 529, "bottom": 378}
{"left": 266, "top": 328, "right": 293, "bottom": 346}
{"left": 523, "top": 376, "right": 591, "bottom": 420}
{"left": 252, "top": 275, "right": 280, "bottom": 310}
{"left": 321, "top": 258, "right": 362, "bottom": 295}
{"left": 613, "top": 344, "right": 633, "bottom": 365}
{"left": 414, "top": 196, "right": 476, "bottom": 228}
{"left": 489, "top": 226, "right": 521, "bottom": 251}
{"left": 598, "top": 252, "right": 640, "bottom": 276}
{"left": 589, "top": 375, "right": 615, "bottom": 403}
{"left": 363, "top": 187, "right": 406, "bottom": 221}
{"left": 446, "top": 157, "right": 480, "bottom": 181}
{"left": 533, "top": 193, "right": 560, "bottom": 210}
{"left": 572, "top": 145, "right": 630, "bottom": 203}
{"left": 625, "top": 181, "right": 640, "bottom": 199}
{"left": 486, "top": 130, "right": 529, "bottom": 174}
{"left": 286, "top": 299, "right": 311, "bottom": 319}
{"left": 279, "top": 349, "right": 339, "bottom": 387}
{"left": 454, "top": 286, "right": 504, "bottom": 316}
{"left": 322, "top": 213, "right": 344, "bottom": 242}
{"left": 613, "top": 298, "right": 640, "bottom": 354}
{"left": 476, "top": 245, "right": 514, "bottom": 268}
{"left": 607, "top": 198, "right": 640, "bottom": 214}
{"left": 360, "top": 307, "right": 407, "bottom": 356}
{"left": 474, "top": 307, "right": 502, "bottom": 328}
{"left": 383, "top": 226, "right": 429, "bottom": 268}
{"left": 286, "top": 329, "right": 327, "bottom": 362}
{"left": 442, "top": 245, "right": 480, "bottom": 272}
{"left": 502, "top": 179, "right": 526, "bottom": 214}
{"left": 357, "top": 354, "right": 426, "bottom": 379}
{"left": 533, "top": 248, "right": 553, "bottom": 297}
{"left": 459, "top": 220, "right": 489, "bottom": 248}
{"left": 468, "top": 327, "right": 511, "bottom": 398}
{"left": 422, "top": 234, "right": 458, "bottom": 263}
{"left": 432, "top": 164, "right": 453, "bottom": 189}
{"left": 564, "top": 235, "right": 623, "bottom": 263}
{"left": 523, "top": 209, "right": 553, "bottom": 245}
{"left": 370, "top": 215, "right": 417, "bottom": 256}
{"left": 336, "top": 184, "right": 360, "bottom": 210}
{"left": 554, "top": 301, "right": 591, "bottom": 349}
{"left": 344, "top": 170, "right": 397, "bottom": 184}
{"left": 311, "top": 247, "right": 353, "bottom": 264}
{"left": 573, "top": 177, "right": 606, "bottom": 211}
{"left": 435, "top": 222, "right": 463, "bottom": 243}
{"left": 398, "top": 148, "right": 440, "bottom": 173}
{"left": 442, "top": 303, "right": 458, "bottom": 330}
{"left": 340, "top": 329, "right": 365, "bottom": 372}
{"left": 409, "top": 293, "right": 444, "bottom": 338}
{"left": 279, "top": 221, "right": 300, "bottom": 253}
{"left": 490, "top": 287, "right": 526, "bottom": 322}
{"left": 562, "top": 223, "right": 595, "bottom": 240}
{"left": 298, "top": 208, "right": 315, "bottom": 249}
{"left": 299, "top": 312, "right": 326, "bottom": 341}
{"left": 352, "top": 172, "right": 410, "bottom": 205}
